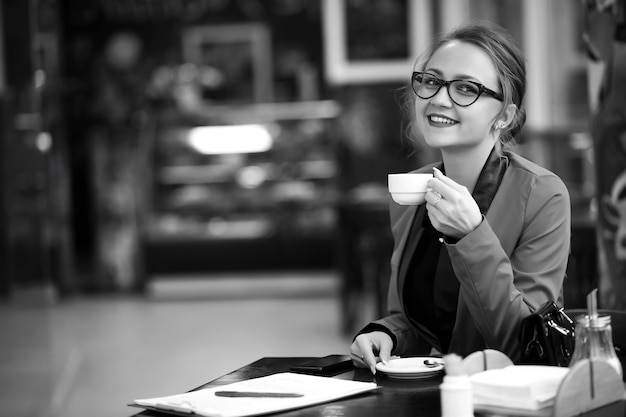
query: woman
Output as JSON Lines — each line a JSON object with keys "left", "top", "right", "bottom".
{"left": 350, "top": 22, "right": 571, "bottom": 374}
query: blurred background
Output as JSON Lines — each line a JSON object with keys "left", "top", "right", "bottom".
{"left": 1, "top": 0, "right": 625, "bottom": 416}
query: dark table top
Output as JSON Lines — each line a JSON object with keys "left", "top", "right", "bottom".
{"left": 129, "top": 356, "right": 626, "bottom": 417}
{"left": 129, "top": 356, "right": 443, "bottom": 417}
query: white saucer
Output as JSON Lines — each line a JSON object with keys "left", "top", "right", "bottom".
{"left": 376, "top": 357, "right": 444, "bottom": 379}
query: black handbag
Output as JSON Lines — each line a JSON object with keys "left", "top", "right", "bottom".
{"left": 519, "top": 300, "right": 576, "bottom": 366}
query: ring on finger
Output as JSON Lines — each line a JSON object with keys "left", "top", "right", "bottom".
{"left": 433, "top": 197, "right": 441, "bottom": 207}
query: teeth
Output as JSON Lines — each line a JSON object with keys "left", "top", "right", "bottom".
{"left": 429, "top": 115, "right": 455, "bottom": 124}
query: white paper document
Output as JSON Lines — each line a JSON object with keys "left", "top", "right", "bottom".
{"left": 131, "top": 372, "right": 379, "bottom": 417}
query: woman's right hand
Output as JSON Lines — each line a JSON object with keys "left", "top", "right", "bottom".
{"left": 350, "top": 331, "right": 393, "bottom": 374}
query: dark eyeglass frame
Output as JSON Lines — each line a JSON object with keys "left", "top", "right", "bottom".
{"left": 411, "top": 71, "right": 504, "bottom": 107}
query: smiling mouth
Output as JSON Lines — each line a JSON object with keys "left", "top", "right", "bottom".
{"left": 428, "top": 115, "right": 457, "bottom": 126}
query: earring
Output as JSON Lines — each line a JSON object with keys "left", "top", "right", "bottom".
{"left": 497, "top": 121, "right": 506, "bottom": 129}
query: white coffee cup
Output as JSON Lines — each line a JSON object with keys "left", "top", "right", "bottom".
{"left": 388, "top": 173, "right": 433, "bottom": 205}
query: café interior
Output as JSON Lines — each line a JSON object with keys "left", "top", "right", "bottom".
{"left": 1, "top": 0, "right": 625, "bottom": 416}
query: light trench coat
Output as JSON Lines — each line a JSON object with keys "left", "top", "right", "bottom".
{"left": 369, "top": 151, "right": 571, "bottom": 363}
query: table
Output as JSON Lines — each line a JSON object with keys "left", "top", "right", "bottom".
{"left": 130, "top": 356, "right": 441, "bottom": 417}
{"left": 129, "top": 356, "right": 625, "bottom": 417}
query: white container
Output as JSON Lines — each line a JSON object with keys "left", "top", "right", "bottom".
{"left": 440, "top": 374, "right": 474, "bottom": 417}
{"left": 387, "top": 173, "right": 433, "bottom": 205}
{"left": 440, "top": 353, "right": 473, "bottom": 417}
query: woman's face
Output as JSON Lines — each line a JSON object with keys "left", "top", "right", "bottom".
{"left": 414, "top": 40, "right": 503, "bottom": 151}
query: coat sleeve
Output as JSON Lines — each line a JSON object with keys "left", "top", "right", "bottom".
{"left": 363, "top": 265, "right": 434, "bottom": 356}
{"left": 360, "top": 203, "right": 435, "bottom": 357}
{"left": 446, "top": 174, "right": 571, "bottom": 360}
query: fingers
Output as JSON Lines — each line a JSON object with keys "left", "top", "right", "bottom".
{"left": 432, "top": 167, "right": 463, "bottom": 191}
{"left": 351, "top": 332, "right": 394, "bottom": 375}
{"left": 350, "top": 339, "right": 369, "bottom": 369}
{"left": 426, "top": 174, "right": 451, "bottom": 206}
{"left": 426, "top": 167, "right": 483, "bottom": 238}
{"left": 378, "top": 337, "right": 393, "bottom": 364}
{"left": 349, "top": 347, "right": 367, "bottom": 368}
{"left": 357, "top": 339, "right": 378, "bottom": 375}
{"left": 428, "top": 167, "right": 468, "bottom": 201}
{"left": 425, "top": 188, "right": 443, "bottom": 209}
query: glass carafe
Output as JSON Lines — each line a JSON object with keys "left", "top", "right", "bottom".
{"left": 569, "top": 314, "right": 622, "bottom": 378}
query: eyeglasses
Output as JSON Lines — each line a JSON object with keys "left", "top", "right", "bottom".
{"left": 411, "top": 72, "right": 503, "bottom": 107}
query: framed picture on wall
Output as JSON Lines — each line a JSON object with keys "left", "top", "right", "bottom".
{"left": 321, "top": 0, "right": 433, "bottom": 85}
{"left": 182, "top": 23, "right": 273, "bottom": 103}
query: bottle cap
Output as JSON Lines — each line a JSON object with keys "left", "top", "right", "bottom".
{"left": 443, "top": 353, "right": 465, "bottom": 376}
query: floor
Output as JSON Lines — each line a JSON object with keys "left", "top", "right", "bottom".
{"left": 0, "top": 271, "right": 357, "bottom": 417}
